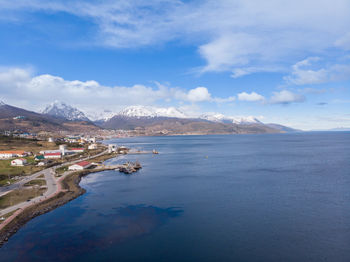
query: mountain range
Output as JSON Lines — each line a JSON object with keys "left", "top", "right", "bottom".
{"left": 42, "top": 101, "right": 89, "bottom": 121}
{"left": 0, "top": 101, "right": 299, "bottom": 135}
{"left": 0, "top": 101, "right": 98, "bottom": 133}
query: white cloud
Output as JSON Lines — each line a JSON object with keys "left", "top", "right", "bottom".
{"left": 284, "top": 57, "right": 350, "bottom": 85}
{"left": 237, "top": 92, "right": 265, "bottom": 102}
{"left": 0, "top": 68, "right": 236, "bottom": 113}
{"left": 186, "top": 87, "right": 211, "bottom": 102}
{"left": 1, "top": 0, "right": 349, "bottom": 76}
{"left": 270, "top": 90, "right": 305, "bottom": 104}
{"left": 175, "top": 86, "right": 235, "bottom": 103}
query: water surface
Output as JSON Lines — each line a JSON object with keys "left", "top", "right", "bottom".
{"left": 1, "top": 132, "right": 350, "bottom": 261}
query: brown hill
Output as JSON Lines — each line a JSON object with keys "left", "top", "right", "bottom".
{"left": 100, "top": 116, "right": 281, "bottom": 135}
{"left": 0, "top": 103, "right": 99, "bottom": 133}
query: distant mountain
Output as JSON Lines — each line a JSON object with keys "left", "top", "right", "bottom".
{"left": 0, "top": 101, "right": 298, "bottom": 135}
{"left": 200, "top": 113, "right": 261, "bottom": 124}
{"left": 0, "top": 101, "right": 99, "bottom": 133}
{"left": 86, "top": 109, "right": 116, "bottom": 122}
{"left": 94, "top": 105, "right": 297, "bottom": 135}
{"left": 118, "top": 106, "right": 188, "bottom": 119}
{"left": 266, "top": 123, "right": 300, "bottom": 132}
{"left": 42, "top": 101, "right": 89, "bottom": 121}
{"left": 311, "top": 127, "right": 350, "bottom": 132}
{"left": 100, "top": 115, "right": 279, "bottom": 135}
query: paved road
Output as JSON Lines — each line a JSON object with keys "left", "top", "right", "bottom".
{"left": 0, "top": 168, "right": 71, "bottom": 216}
{"left": 0, "top": 150, "right": 108, "bottom": 216}
{"left": 0, "top": 150, "right": 108, "bottom": 195}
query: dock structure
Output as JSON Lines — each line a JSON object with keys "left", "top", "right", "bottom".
{"left": 93, "top": 162, "right": 142, "bottom": 174}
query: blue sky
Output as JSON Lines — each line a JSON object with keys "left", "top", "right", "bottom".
{"left": 0, "top": 0, "right": 349, "bottom": 130}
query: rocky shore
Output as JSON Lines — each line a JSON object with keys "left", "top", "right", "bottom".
{"left": 0, "top": 169, "right": 96, "bottom": 247}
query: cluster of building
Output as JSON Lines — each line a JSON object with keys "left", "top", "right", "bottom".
{"left": 0, "top": 151, "right": 31, "bottom": 159}
{"left": 59, "top": 136, "right": 96, "bottom": 144}
{"left": 38, "top": 145, "right": 85, "bottom": 159}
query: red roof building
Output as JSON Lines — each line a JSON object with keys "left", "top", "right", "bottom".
{"left": 44, "top": 152, "right": 62, "bottom": 159}
{"left": 68, "top": 161, "right": 92, "bottom": 171}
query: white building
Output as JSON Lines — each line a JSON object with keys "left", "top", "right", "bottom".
{"left": 88, "top": 143, "right": 98, "bottom": 150}
{"left": 59, "top": 144, "right": 67, "bottom": 155}
{"left": 71, "top": 148, "right": 84, "bottom": 153}
{"left": 48, "top": 137, "right": 55, "bottom": 143}
{"left": 0, "top": 151, "right": 29, "bottom": 159}
{"left": 0, "top": 152, "right": 16, "bottom": 159}
{"left": 68, "top": 161, "right": 92, "bottom": 171}
{"left": 11, "top": 158, "right": 27, "bottom": 166}
{"left": 108, "top": 144, "right": 117, "bottom": 153}
{"left": 44, "top": 152, "right": 62, "bottom": 159}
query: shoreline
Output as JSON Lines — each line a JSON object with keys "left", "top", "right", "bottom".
{"left": 0, "top": 161, "right": 117, "bottom": 247}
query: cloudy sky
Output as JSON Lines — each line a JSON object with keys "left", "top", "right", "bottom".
{"left": 0, "top": 0, "right": 349, "bottom": 130}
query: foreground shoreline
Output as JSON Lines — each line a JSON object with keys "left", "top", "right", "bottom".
{"left": 0, "top": 166, "right": 113, "bottom": 247}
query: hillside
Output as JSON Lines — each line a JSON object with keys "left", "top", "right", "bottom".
{"left": 0, "top": 102, "right": 99, "bottom": 133}
{"left": 100, "top": 116, "right": 281, "bottom": 135}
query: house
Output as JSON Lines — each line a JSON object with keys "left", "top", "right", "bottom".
{"left": 108, "top": 144, "right": 117, "bottom": 153}
{"left": 44, "top": 152, "right": 62, "bottom": 159}
{"left": 88, "top": 144, "right": 98, "bottom": 150}
{"left": 0, "top": 152, "right": 16, "bottom": 159}
{"left": 11, "top": 158, "right": 27, "bottom": 166}
{"left": 0, "top": 151, "right": 29, "bottom": 159}
{"left": 71, "top": 148, "right": 84, "bottom": 153}
{"left": 68, "top": 161, "right": 92, "bottom": 171}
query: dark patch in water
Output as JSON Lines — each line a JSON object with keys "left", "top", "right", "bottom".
{"left": 7, "top": 205, "right": 183, "bottom": 262}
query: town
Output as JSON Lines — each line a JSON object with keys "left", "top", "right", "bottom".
{"left": 0, "top": 132, "right": 153, "bottom": 245}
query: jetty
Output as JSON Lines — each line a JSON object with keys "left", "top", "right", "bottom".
{"left": 118, "top": 161, "right": 142, "bottom": 174}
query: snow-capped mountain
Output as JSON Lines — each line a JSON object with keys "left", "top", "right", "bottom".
{"left": 42, "top": 101, "right": 89, "bottom": 121}
{"left": 0, "top": 100, "right": 5, "bottom": 106}
{"left": 200, "top": 113, "right": 262, "bottom": 124}
{"left": 117, "top": 106, "right": 189, "bottom": 119}
{"left": 86, "top": 109, "right": 117, "bottom": 122}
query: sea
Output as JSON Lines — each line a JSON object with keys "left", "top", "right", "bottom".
{"left": 0, "top": 132, "right": 349, "bottom": 261}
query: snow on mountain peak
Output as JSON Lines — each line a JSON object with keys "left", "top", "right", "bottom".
{"left": 200, "top": 112, "right": 261, "bottom": 124}
{"left": 0, "top": 100, "right": 5, "bottom": 106}
{"left": 118, "top": 106, "right": 188, "bottom": 119}
{"left": 42, "top": 101, "right": 89, "bottom": 121}
{"left": 86, "top": 109, "right": 117, "bottom": 121}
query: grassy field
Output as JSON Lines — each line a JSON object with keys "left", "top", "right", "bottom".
{"left": 0, "top": 187, "right": 47, "bottom": 209}
{"left": 24, "top": 179, "right": 46, "bottom": 187}
{"left": 0, "top": 135, "right": 57, "bottom": 152}
{"left": 0, "top": 156, "right": 45, "bottom": 185}
{"left": 55, "top": 166, "right": 69, "bottom": 175}
{"left": 0, "top": 136, "right": 58, "bottom": 185}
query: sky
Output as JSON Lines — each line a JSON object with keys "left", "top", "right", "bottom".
{"left": 0, "top": 0, "right": 349, "bottom": 130}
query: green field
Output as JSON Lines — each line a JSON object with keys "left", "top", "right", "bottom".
{"left": 0, "top": 157, "right": 45, "bottom": 186}
{"left": 0, "top": 187, "right": 47, "bottom": 209}
{"left": 24, "top": 179, "right": 47, "bottom": 187}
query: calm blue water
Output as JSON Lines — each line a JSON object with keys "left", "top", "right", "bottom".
{"left": 1, "top": 132, "right": 350, "bottom": 261}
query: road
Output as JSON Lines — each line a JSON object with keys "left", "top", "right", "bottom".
{"left": 0, "top": 150, "right": 108, "bottom": 216}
